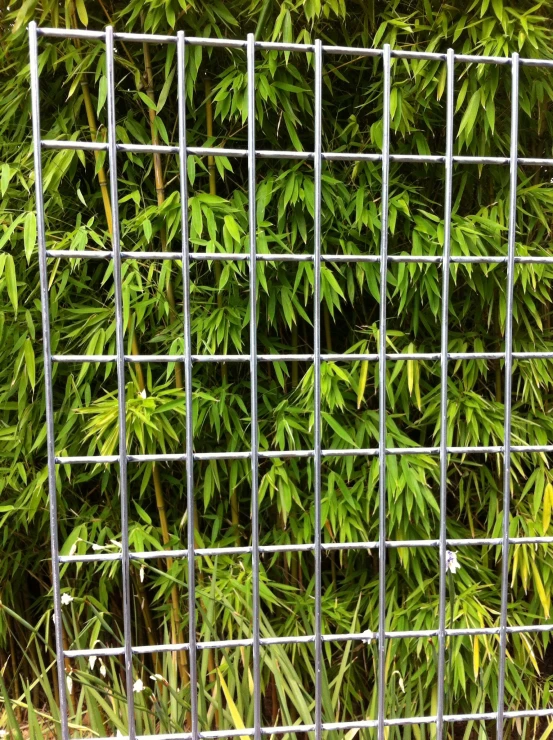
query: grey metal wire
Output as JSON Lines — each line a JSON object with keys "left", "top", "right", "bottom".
{"left": 313, "top": 37, "right": 323, "bottom": 740}
{"left": 496, "top": 51, "right": 520, "bottom": 740}
{"left": 29, "top": 24, "right": 553, "bottom": 739}
{"left": 105, "top": 25, "right": 136, "bottom": 738}
{"left": 62, "top": 618, "right": 553, "bottom": 660}
{"left": 177, "top": 30, "right": 198, "bottom": 740}
{"left": 38, "top": 137, "right": 553, "bottom": 170}
{"left": 246, "top": 32, "right": 262, "bottom": 740}
{"left": 436, "top": 46, "right": 455, "bottom": 740}
{"left": 377, "top": 43, "right": 391, "bottom": 740}
{"left": 28, "top": 21, "right": 71, "bottom": 740}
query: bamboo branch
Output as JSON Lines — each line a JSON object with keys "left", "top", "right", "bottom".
{"left": 142, "top": 40, "right": 184, "bottom": 390}
{"left": 204, "top": 76, "right": 227, "bottom": 381}
{"left": 69, "top": 6, "right": 189, "bottom": 700}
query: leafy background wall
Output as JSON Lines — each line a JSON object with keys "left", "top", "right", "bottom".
{"left": 1, "top": 0, "right": 553, "bottom": 737}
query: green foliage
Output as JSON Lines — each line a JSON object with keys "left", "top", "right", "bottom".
{"left": 2, "top": 0, "right": 553, "bottom": 738}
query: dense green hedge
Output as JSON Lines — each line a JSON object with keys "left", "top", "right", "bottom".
{"left": 2, "top": 0, "right": 553, "bottom": 737}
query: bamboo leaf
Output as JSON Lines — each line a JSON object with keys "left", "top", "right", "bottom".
{"left": 531, "top": 560, "right": 550, "bottom": 617}
{"left": 24, "top": 337, "right": 35, "bottom": 390}
{"left": 544, "top": 483, "right": 553, "bottom": 533}
{"left": 357, "top": 360, "right": 369, "bottom": 409}
{"left": 216, "top": 668, "right": 249, "bottom": 740}
{"left": 458, "top": 90, "right": 480, "bottom": 138}
{"left": 24, "top": 211, "right": 36, "bottom": 264}
{"left": 75, "top": 0, "right": 88, "bottom": 25}
{"left": 5, "top": 253, "right": 17, "bottom": 314}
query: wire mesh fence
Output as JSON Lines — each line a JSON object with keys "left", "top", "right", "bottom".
{"left": 28, "top": 22, "right": 553, "bottom": 740}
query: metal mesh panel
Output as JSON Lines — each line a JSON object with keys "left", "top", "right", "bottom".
{"left": 28, "top": 22, "right": 553, "bottom": 740}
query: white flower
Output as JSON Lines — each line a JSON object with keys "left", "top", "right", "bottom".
{"left": 361, "top": 629, "right": 375, "bottom": 644}
{"left": 110, "top": 539, "right": 122, "bottom": 549}
{"left": 100, "top": 660, "right": 107, "bottom": 677}
{"left": 133, "top": 678, "right": 144, "bottom": 693}
{"left": 89, "top": 655, "right": 97, "bottom": 671}
{"left": 69, "top": 538, "right": 81, "bottom": 556}
{"left": 391, "top": 670, "right": 405, "bottom": 693}
{"left": 0, "top": 729, "right": 9, "bottom": 737}
{"left": 446, "top": 550, "right": 461, "bottom": 574}
{"left": 66, "top": 674, "right": 73, "bottom": 695}
{"left": 60, "top": 593, "right": 74, "bottom": 606}
{"left": 140, "top": 566, "right": 145, "bottom": 583}
{"left": 92, "top": 543, "right": 104, "bottom": 551}
{"left": 139, "top": 388, "right": 147, "bottom": 399}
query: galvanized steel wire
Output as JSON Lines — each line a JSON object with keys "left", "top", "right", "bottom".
{"left": 29, "top": 22, "right": 553, "bottom": 740}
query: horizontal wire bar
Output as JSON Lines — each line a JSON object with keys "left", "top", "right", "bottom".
{"left": 33, "top": 29, "right": 553, "bottom": 70}
{"left": 77, "top": 706, "right": 553, "bottom": 740}
{"left": 39, "top": 139, "right": 553, "bottom": 168}
{"left": 44, "top": 249, "right": 553, "bottom": 265}
{"left": 58, "top": 535, "right": 553, "bottom": 563}
{"left": 54, "top": 444, "right": 553, "bottom": 466}
{"left": 63, "top": 620, "right": 553, "bottom": 658}
{"left": 50, "top": 351, "right": 553, "bottom": 364}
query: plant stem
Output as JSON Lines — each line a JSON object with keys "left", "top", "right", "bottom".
{"left": 291, "top": 321, "right": 299, "bottom": 388}
{"left": 204, "top": 75, "right": 239, "bottom": 551}
{"left": 447, "top": 572, "right": 455, "bottom": 716}
{"left": 69, "top": 8, "right": 189, "bottom": 700}
{"left": 204, "top": 77, "right": 227, "bottom": 379}
{"left": 323, "top": 303, "right": 333, "bottom": 352}
{"left": 142, "top": 39, "right": 183, "bottom": 390}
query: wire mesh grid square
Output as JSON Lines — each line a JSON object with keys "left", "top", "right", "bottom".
{"left": 28, "top": 22, "right": 553, "bottom": 740}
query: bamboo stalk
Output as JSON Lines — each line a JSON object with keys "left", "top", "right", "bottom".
{"left": 140, "top": 39, "right": 192, "bottom": 695}
{"left": 142, "top": 40, "right": 184, "bottom": 390}
{"left": 291, "top": 321, "right": 299, "bottom": 388}
{"left": 323, "top": 303, "right": 333, "bottom": 352}
{"left": 69, "top": 6, "right": 189, "bottom": 699}
{"left": 7, "top": 619, "right": 22, "bottom": 721}
{"left": 135, "top": 369, "right": 190, "bottom": 690}
{"left": 132, "top": 572, "right": 161, "bottom": 676}
{"left": 204, "top": 76, "right": 240, "bottom": 553}
{"left": 204, "top": 76, "right": 227, "bottom": 383}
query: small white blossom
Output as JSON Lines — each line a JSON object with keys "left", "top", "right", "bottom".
{"left": 0, "top": 729, "right": 9, "bottom": 737}
{"left": 66, "top": 674, "right": 73, "bottom": 695}
{"left": 92, "top": 543, "right": 104, "bottom": 551}
{"left": 446, "top": 550, "right": 461, "bottom": 574}
{"left": 139, "top": 388, "right": 147, "bottom": 399}
{"left": 140, "top": 566, "right": 145, "bottom": 583}
{"left": 361, "top": 629, "right": 375, "bottom": 644}
{"left": 133, "top": 678, "right": 144, "bottom": 693}
{"left": 391, "top": 670, "right": 405, "bottom": 693}
{"left": 100, "top": 660, "right": 107, "bottom": 677}
{"left": 61, "top": 593, "right": 74, "bottom": 606}
{"left": 89, "top": 655, "right": 97, "bottom": 670}
{"left": 110, "top": 539, "right": 122, "bottom": 549}
{"left": 69, "top": 538, "right": 81, "bottom": 556}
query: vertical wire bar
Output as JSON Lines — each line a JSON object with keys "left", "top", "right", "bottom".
{"left": 496, "top": 51, "right": 519, "bottom": 740}
{"left": 177, "top": 31, "right": 198, "bottom": 740}
{"left": 247, "top": 33, "right": 261, "bottom": 740}
{"left": 435, "top": 48, "right": 455, "bottom": 740}
{"left": 105, "top": 25, "right": 136, "bottom": 737}
{"left": 377, "top": 43, "right": 391, "bottom": 740}
{"left": 313, "top": 38, "right": 323, "bottom": 740}
{"left": 28, "top": 21, "right": 70, "bottom": 740}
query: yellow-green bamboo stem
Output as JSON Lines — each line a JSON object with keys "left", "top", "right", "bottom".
{"left": 142, "top": 41, "right": 184, "bottom": 389}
